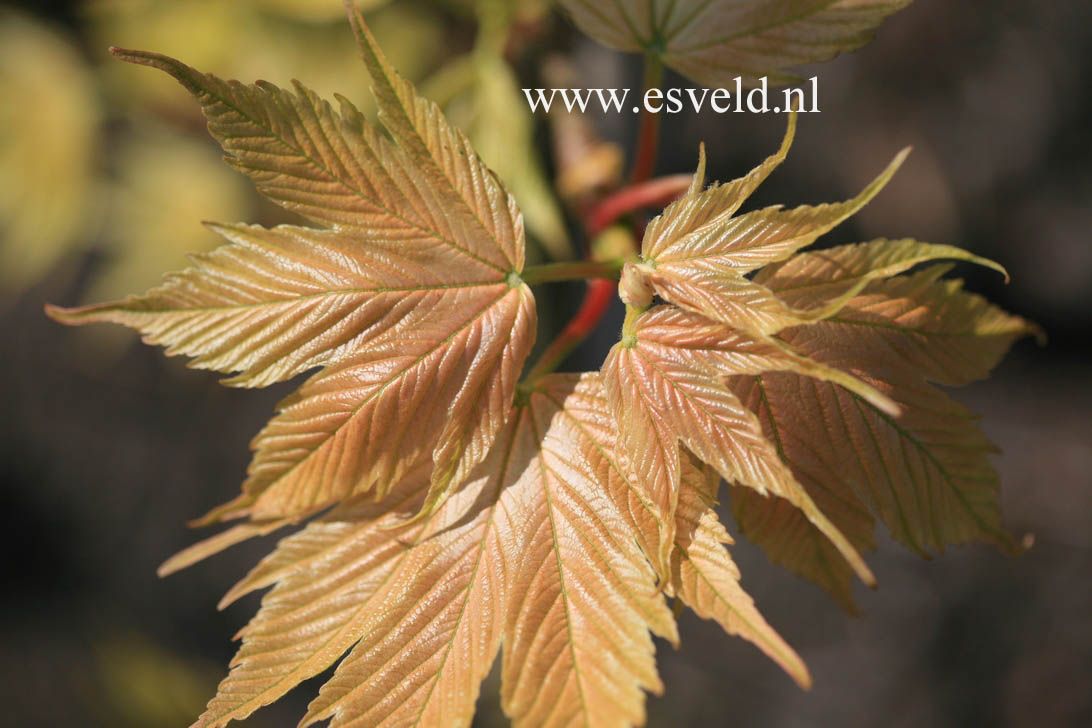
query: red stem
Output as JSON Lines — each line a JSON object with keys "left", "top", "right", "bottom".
{"left": 629, "top": 54, "right": 665, "bottom": 183}
{"left": 521, "top": 174, "right": 689, "bottom": 385}
{"left": 630, "top": 110, "right": 661, "bottom": 184}
{"left": 586, "top": 173, "right": 693, "bottom": 237}
{"left": 521, "top": 52, "right": 672, "bottom": 385}
{"left": 522, "top": 278, "right": 616, "bottom": 386}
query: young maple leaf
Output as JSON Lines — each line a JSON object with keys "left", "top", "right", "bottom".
{"left": 603, "top": 118, "right": 1038, "bottom": 609}
{"left": 560, "top": 0, "right": 913, "bottom": 87}
{"left": 42, "top": 3, "right": 1038, "bottom": 726}
{"left": 635, "top": 115, "right": 916, "bottom": 336}
{"left": 604, "top": 302, "right": 897, "bottom": 584}
{"left": 46, "top": 6, "right": 536, "bottom": 526}
{"left": 725, "top": 246, "right": 1041, "bottom": 609}
{"left": 160, "top": 373, "right": 802, "bottom": 728}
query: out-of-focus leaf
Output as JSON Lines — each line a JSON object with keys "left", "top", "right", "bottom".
{"left": 86, "top": 0, "right": 441, "bottom": 110}
{"left": 559, "top": 0, "right": 912, "bottom": 87}
{"left": 89, "top": 126, "right": 252, "bottom": 303}
{"left": 0, "top": 10, "right": 101, "bottom": 300}
{"left": 466, "top": 52, "right": 571, "bottom": 260}
{"left": 434, "top": 2, "right": 572, "bottom": 260}
{"left": 254, "top": 0, "right": 389, "bottom": 22}
{"left": 93, "top": 633, "right": 221, "bottom": 728}
{"left": 542, "top": 54, "right": 624, "bottom": 209}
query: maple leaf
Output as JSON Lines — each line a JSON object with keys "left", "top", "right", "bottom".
{"left": 630, "top": 115, "right": 1007, "bottom": 338}
{"left": 671, "top": 453, "right": 811, "bottom": 688}
{"left": 42, "top": 3, "right": 1037, "bottom": 726}
{"left": 174, "top": 373, "right": 801, "bottom": 727}
{"left": 46, "top": 7, "right": 536, "bottom": 525}
{"left": 724, "top": 246, "right": 1041, "bottom": 608}
{"left": 559, "top": 0, "right": 912, "bottom": 87}
{"left": 602, "top": 119, "right": 1035, "bottom": 602}
{"left": 603, "top": 303, "right": 896, "bottom": 585}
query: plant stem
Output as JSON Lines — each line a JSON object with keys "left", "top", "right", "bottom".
{"left": 518, "top": 54, "right": 670, "bottom": 387}
{"left": 521, "top": 277, "right": 616, "bottom": 387}
{"left": 586, "top": 173, "right": 693, "bottom": 236}
{"left": 630, "top": 53, "right": 665, "bottom": 184}
{"left": 521, "top": 259, "right": 623, "bottom": 286}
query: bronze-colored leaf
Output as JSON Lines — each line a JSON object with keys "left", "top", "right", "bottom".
{"left": 190, "top": 374, "right": 689, "bottom": 728}
{"left": 41, "top": 3, "right": 1039, "bottom": 724}
{"left": 726, "top": 265, "right": 1039, "bottom": 607}
{"left": 603, "top": 304, "right": 897, "bottom": 587}
{"left": 672, "top": 456, "right": 811, "bottom": 688}
{"left": 633, "top": 116, "right": 910, "bottom": 335}
{"left": 47, "top": 16, "right": 536, "bottom": 523}
{"left": 298, "top": 420, "right": 522, "bottom": 728}
{"left": 560, "top": 0, "right": 912, "bottom": 87}
{"left": 501, "top": 375, "right": 675, "bottom": 728}
{"left": 189, "top": 469, "right": 429, "bottom": 727}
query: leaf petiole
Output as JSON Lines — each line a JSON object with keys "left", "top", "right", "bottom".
{"left": 630, "top": 53, "right": 665, "bottom": 183}
{"left": 585, "top": 173, "right": 693, "bottom": 236}
{"left": 520, "top": 259, "right": 624, "bottom": 285}
{"left": 520, "top": 277, "right": 616, "bottom": 389}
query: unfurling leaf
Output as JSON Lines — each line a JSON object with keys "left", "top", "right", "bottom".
{"left": 560, "top": 0, "right": 913, "bottom": 87}
{"left": 47, "top": 16, "right": 536, "bottom": 524}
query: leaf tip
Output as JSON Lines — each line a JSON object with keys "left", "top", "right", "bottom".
{"left": 200, "top": 220, "right": 237, "bottom": 238}
{"left": 217, "top": 583, "right": 248, "bottom": 611}
{"left": 43, "top": 302, "right": 76, "bottom": 325}
{"left": 968, "top": 254, "right": 1011, "bottom": 283}
{"left": 780, "top": 110, "right": 798, "bottom": 155}
{"left": 994, "top": 528, "right": 1034, "bottom": 558}
{"left": 108, "top": 46, "right": 165, "bottom": 69}
{"left": 881, "top": 145, "right": 911, "bottom": 183}
{"left": 188, "top": 494, "right": 253, "bottom": 528}
{"left": 344, "top": 0, "right": 381, "bottom": 66}
{"left": 1026, "top": 320, "right": 1048, "bottom": 347}
{"left": 44, "top": 301, "right": 113, "bottom": 326}
{"left": 107, "top": 45, "right": 136, "bottom": 61}
{"left": 157, "top": 553, "right": 187, "bottom": 578}
{"left": 876, "top": 395, "right": 901, "bottom": 419}
{"left": 854, "top": 558, "right": 878, "bottom": 589}
{"left": 689, "top": 143, "right": 707, "bottom": 195}
{"left": 108, "top": 47, "right": 203, "bottom": 94}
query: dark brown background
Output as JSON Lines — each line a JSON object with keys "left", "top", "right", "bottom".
{"left": 2, "top": 0, "right": 1089, "bottom": 726}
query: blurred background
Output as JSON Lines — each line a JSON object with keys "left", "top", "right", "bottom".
{"left": 1, "top": 0, "right": 1089, "bottom": 726}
